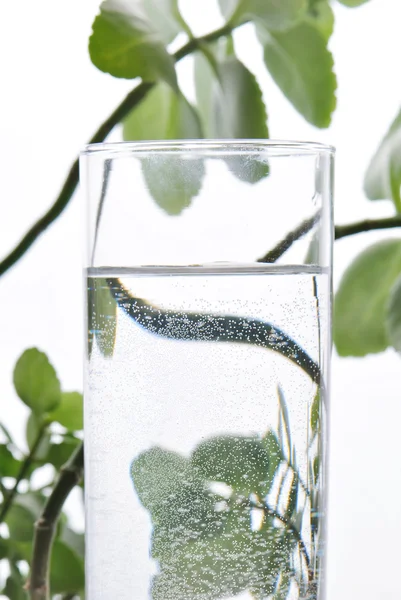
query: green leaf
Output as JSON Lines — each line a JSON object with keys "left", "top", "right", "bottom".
{"left": 195, "top": 52, "right": 269, "bottom": 183}
{"left": 364, "top": 109, "right": 401, "bottom": 212}
{"left": 313, "top": 455, "right": 320, "bottom": 484}
{"left": 26, "top": 413, "right": 50, "bottom": 461}
{"left": 0, "top": 445, "right": 21, "bottom": 478}
{"left": 6, "top": 493, "right": 43, "bottom": 542}
{"left": 191, "top": 435, "right": 270, "bottom": 495}
{"left": 47, "top": 438, "right": 81, "bottom": 470}
{"left": 89, "top": 0, "right": 177, "bottom": 87}
{"left": 123, "top": 82, "right": 205, "bottom": 215}
{"left": 89, "top": 278, "right": 117, "bottom": 358}
{"left": 305, "top": 0, "right": 334, "bottom": 41}
{"left": 219, "top": 0, "right": 307, "bottom": 31}
{"left": 337, "top": 0, "right": 369, "bottom": 6}
{"left": 60, "top": 526, "right": 85, "bottom": 561}
{"left": 49, "top": 392, "right": 83, "bottom": 431}
{"left": 143, "top": 0, "right": 187, "bottom": 44}
{"left": 131, "top": 447, "right": 212, "bottom": 528}
{"left": 152, "top": 507, "right": 292, "bottom": 600}
{"left": 311, "top": 390, "right": 320, "bottom": 434}
{"left": 123, "top": 82, "right": 202, "bottom": 141}
{"left": 260, "top": 430, "right": 283, "bottom": 495}
{"left": 285, "top": 472, "right": 298, "bottom": 519}
{"left": 13, "top": 348, "right": 61, "bottom": 415}
{"left": 1, "top": 574, "right": 26, "bottom": 600}
{"left": 50, "top": 540, "right": 85, "bottom": 594}
{"left": 386, "top": 274, "right": 401, "bottom": 354}
{"left": 259, "top": 22, "right": 336, "bottom": 128}
{"left": 334, "top": 239, "right": 401, "bottom": 356}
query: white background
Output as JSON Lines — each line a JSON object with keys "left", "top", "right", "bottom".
{"left": 1, "top": 1, "right": 401, "bottom": 598}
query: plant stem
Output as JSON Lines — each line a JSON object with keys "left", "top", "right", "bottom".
{"left": 0, "top": 23, "right": 234, "bottom": 279}
{"left": 257, "top": 211, "right": 321, "bottom": 263}
{"left": 334, "top": 215, "right": 401, "bottom": 239}
{"left": 27, "top": 443, "right": 84, "bottom": 600}
{"left": 0, "top": 424, "right": 46, "bottom": 524}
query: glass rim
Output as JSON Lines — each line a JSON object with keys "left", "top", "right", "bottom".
{"left": 82, "top": 139, "right": 335, "bottom": 157}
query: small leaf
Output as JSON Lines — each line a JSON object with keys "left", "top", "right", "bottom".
{"left": 60, "top": 526, "right": 85, "bottom": 560}
{"left": 191, "top": 435, "right": 270, "bottom": 495}
{"left": 2, "top": 574, "right": 26, "bottom": 600}
{"left": 219, "top": 0, "right": 307, "bottom": 31}
{"left": 386, "top": 274, "right": 401, "bottom": 354}
{"left": 50, "top": 540, "right": 85, "bottom": 594}
{"left": 364, "top": 108, "right": 401, "bottom": 212}
{"left": 123, "top": 82, "right": 205, "bottom": 215}
{"left": 260, "top": 430, "right": 283, "bottom": 495}
{"left": 49, "top": 392, "right": 83, "bottom": 431}
{"left": 0, "top": 445, "right": 21, "bottom": 478}
{"left": 13, "top": 348, "right": 61, "bottom": 415}
{"left": 6, "top": 493, "right": 43, "bottom": 542}
{"left": 141, "top": 156, "right": 205, "bottom": 216}
{"left": 143, "top": 0, "right": 187, "bottom": 44}
{"left": 311, "top": 390, "right": 320, "bottom": 434}
{"left": 337, "top": 0, "right": 369, "bottom": 6}
{"left": 89, "top": 0, "right": 177, "bottom": 87}
{"left": 89, "top": 278, "right": 117, "bottom": 358}
{"left": 131, "top": 447, "right": 211, "bottom": 528}
{"left": 26, "top": 413, "right": 50, "bottom": 461}
{"left": 313, "top": 455, "right": 320, "bottom": 484}
{"left": 259, "top": 22, "right": 336, "bottom": 128}
{"left": 305, "top": 0, "right": 334, "bottom": 41}
{"left": 195, "top": 52, "right": 269, "bottom": 183}
{"left": 334, "top": 239, "right": 401, "bottom": 356}
{"left": 47, "top": 438, "right": 81, "bottom": 470}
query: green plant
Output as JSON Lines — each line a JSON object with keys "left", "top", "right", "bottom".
{"left": 1, "top": 0, "right": 401, "bottom": 598}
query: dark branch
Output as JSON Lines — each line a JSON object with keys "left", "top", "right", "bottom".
{"left": 335, "top": 215, "right": 401, "bottom": 239}
{"left": 0, "top": 23, "right": 234, "bottom": 278}
{"left": 27, "top": 443, "right": 84, "bottom": 600}
{"left": 257, "top": 211, "right": 321, "bottom": 263}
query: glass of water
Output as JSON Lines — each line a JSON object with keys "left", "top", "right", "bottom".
{"left": 81, "top": 140, "right": 334, "bottom": 600}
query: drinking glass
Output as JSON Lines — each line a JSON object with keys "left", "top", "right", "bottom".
{"left": 81, "top": 140, "right": 334, "bottom": 600}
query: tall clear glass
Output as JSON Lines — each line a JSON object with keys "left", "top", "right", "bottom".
{"left": 81, "top": 140, "right": 334, "bottom": 600}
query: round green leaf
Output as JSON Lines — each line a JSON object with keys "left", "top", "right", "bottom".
{"left": 13, "top": 348, "right": 61, "bottom": 415}
{"left": 123, "top": 83, "right": 205, "bottom": 215}
{"left": 334, "top": 239, "right": 401, "bottom": 356}
{"left": 259, "top": 22, "right": 336, "bottom": 128}
{"left": 305, "top": 0, "right": 334, "bottom": 41}
{"left": 49, "top": 392, "right": 83, "bottom": 431}
{"left": 191, "top": 435, "right": 270, "bottom": 495}
{"left": 219, "top": 0, "right": 307, "bottom": 31}
{"left": 89, "top": 0, "right": 177, "bottom": 87}
{"left": 143, "top": 0, "right": 188, "bottom": 44}
{"left": 386, "top": 274, "right": 401, "bottom": 354}
{"left": 50, "top": 541, "right": 85, "bottom": 594}
{"left": 364, "top": 108, "right": 401, "bottom": 213}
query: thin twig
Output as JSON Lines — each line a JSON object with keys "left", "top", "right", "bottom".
{"left": 0, "top": 22, "right": 234, "bottom": 278}
{"left": 0, "top": 424, "right": 46, "bottom": 524}
{"left": 257, "top": 211, "right": 321, "bottom": 263}
{"left": 27, "top": 443, "right": 84, "bottom": 600}
{"left": 91, "top": 158, "right": 112, "bottom": 264}
{"left": 335, "top": 215, "right": 401, "bottom": 239}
